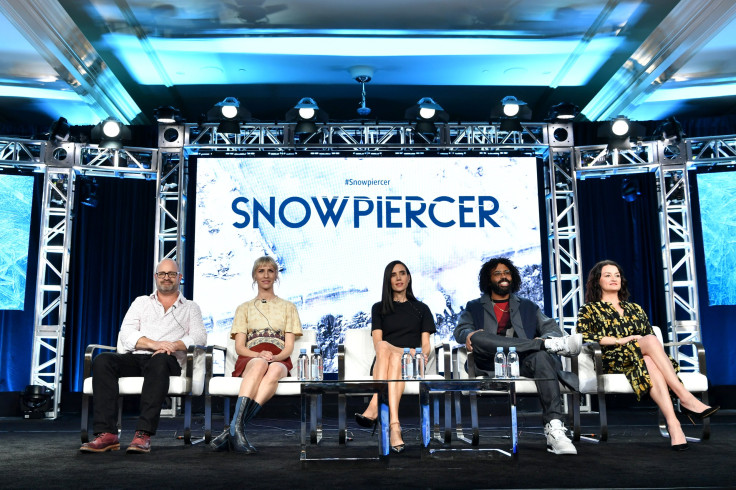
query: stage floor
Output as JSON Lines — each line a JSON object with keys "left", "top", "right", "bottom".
{"left": 1, "top": 403, "right": 733, "bottom": 489}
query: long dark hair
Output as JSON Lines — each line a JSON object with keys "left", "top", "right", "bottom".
{"left": 478, "top": 257, "right": 521, "bottom": 295}
{"left": 380, "top": 260, "right": 417, "bottom": 315}
{"left": 584, "top": 260, "right": 630, "bottom": 303}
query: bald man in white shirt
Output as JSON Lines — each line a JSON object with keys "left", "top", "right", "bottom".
{"left": 80, "top": 259, "right": 206, "bottom": 454}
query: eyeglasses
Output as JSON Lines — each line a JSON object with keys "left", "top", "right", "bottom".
{"left": 492, "top": 270, "right": 511, "bottom": 277}
{"left": 155, "top": 271, "right": 179, "bottom": 279}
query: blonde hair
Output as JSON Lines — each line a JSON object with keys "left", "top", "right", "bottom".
{"left": 251, "top": 256, "right": 279, "bottom": 285}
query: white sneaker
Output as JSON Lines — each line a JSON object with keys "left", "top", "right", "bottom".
{"left": 544, "top": 419, "right": 577, "bottom": 455}
{"left": 544, "top": 334, "right": 582, "bottom": 357}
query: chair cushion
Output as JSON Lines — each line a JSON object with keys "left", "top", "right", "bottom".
{"left": 82, "top": 375, "right": 191, "bottom": 395}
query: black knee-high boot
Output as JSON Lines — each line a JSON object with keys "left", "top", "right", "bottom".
{"left": 229, "top": 397, "right": 255, "bottom": 453}
{"left": 241, "top": 400, "right": 262, "bottom": 452}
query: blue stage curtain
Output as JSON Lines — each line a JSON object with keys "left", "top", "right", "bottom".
{"left": 64, "top": 177, "right": 156, "bottom": 392}
{"left": 0, "top": 175, "right": 42, "bottom": 392}
{"left": 576, "top": 173, "right": 667, "bottom": 330}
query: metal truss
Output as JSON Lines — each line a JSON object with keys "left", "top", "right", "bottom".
{"left": 183, "top": 121, "right": 549, "bottom": 152}
{"left": 5, "top": 124, "right": 736, "bottom": 416}
{"left": 572, "top": 139, "right": 704, "bottom": 372}
{"left": 655, "top": 161, "right": 701, "bottom": 370}
{"left": 30, "top": 167, "right": 75, "bottom": 418}
{"left": 545, "top": 147, "right": 584, "bottom": 333}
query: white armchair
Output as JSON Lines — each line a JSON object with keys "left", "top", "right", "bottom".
{"left": 204, "top": 329, "right": 318, "bottom": 443}
{"left": 574, "top": 325, "right": 711, "bottom": 441}
{"left": 80, "top": 340, "right": 206, "bottom": 444}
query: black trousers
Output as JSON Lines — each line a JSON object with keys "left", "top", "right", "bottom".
{"left": 91, "top": 352, "right": 181, "bottom": 435}
{"left": 469, "top": 331, "right": 565, "bottom": 423}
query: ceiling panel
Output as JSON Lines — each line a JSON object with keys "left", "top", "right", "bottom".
{"left": 1, "top": 0, "right": 735, "bottom": 132}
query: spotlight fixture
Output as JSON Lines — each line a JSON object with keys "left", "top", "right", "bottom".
{"left": 598, "top": 115, "right": 640, "bottom": 151}
{"left": 405, "top": 97, "right": 449, "bottom": 143}
{"left": 547, "top": 102, "right": 579, "bottom": 121}
{"left": 20, "top": 385, "right": 53, "bottom": 419}
{"left": 285, "top": 97, "right": 329, "bottom": 141}
{"left": 655, "top": 116, "right": 685, "bottom": 146}
{"left": 154, "top": 106, "right": 181, "bottom": 124}
{"left": 91, "top": 117, "right": 131, "bottom": 149}
{"left": 491, "top": 96, "right": 532, "bottom": 132}
{"left": 206, "top": 97, "right": 251, "bottom": 134}
{"left": 48, "top": 116, "right": 70, "bottom": 143}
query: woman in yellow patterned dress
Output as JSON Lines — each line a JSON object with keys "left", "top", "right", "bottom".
{"left": 576, "top": 260, "right": 718, "bottom": 450}
{"left": 210, "top": 256, "right": 302, "bottom": 453}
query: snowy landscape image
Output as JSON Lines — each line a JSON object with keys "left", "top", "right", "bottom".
{"left": 0, "top": 174, "right": 33, "bottom": 311}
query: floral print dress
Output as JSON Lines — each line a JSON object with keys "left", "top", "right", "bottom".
{"left": 576, "top": 301, "right": 679, "bottom": 400}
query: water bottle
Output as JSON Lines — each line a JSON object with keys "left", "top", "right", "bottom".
{"left": 311, "top": 348, "right": 323, "bottom": 381}
{"left": 401, "top": 348, "right": 414, "bottom": 380}
{"left": 297, "top": 348, "right": 309, "bottom": 381}
{"left": 414, "top": 347, "right": 425, "bottom": 380}
{"left": 507, "top": 346, "right": 520, "bottom": 378}
{"left": 493, "top": 346, "right": 506, "bottom": 378}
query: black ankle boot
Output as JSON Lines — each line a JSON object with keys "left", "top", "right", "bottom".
{"left": 209, "top": 427, "right": 230, "bottom": 452}
{"left": 241, "top": 401, "right": 262, "bottom": 452}
{"left": 229, "top": 397, "right": 255, "bottom": 454}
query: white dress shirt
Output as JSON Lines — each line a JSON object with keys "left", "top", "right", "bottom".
{"left": 118, "top": 291, "right": 207, "bottom": 368}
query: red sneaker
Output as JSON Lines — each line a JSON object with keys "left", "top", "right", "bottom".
{"left": 80, "top": 432, "right": 120, "bottom": 453}
{"left": 126, "top": 431, "right": 151, "bottom": 453}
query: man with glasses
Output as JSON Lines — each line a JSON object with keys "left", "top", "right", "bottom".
{"left": 80, "top": 258, "right": 206, "bottom": 454}
{"left": 453, "top": 257, "right": 582, "bottom": 455}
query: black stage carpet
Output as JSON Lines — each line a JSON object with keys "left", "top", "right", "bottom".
{"left": 1, "top": 399, "right": 733, "bottom": 489}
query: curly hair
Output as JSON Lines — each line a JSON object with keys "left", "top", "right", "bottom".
{"left": 478, "top": 257, "right": 521, "bottom": 295}
{"left": 584, "top": 260, "right": 630, "bottom": 303}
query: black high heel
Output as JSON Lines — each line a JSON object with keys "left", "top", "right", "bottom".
{"left": 671, "top": 443, "right": 689, "bottom": 451}
{"left": 389, "top": 422, "right": 405, "bottom": 453}
{"left": 680, "top": 405, "right": 720, "bottom": 424}
{"left": 354, "top": 413, "right": 378, "bottom": 435}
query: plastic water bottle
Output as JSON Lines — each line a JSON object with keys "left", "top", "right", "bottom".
{"left": 494, "top": 346, "right": 506, "bottom": 378}
{"left": 507, "top": 346, "right": 520, "bottom": 378}
{"left": 401, "top": 348, "right": 414, "bottom": 380}
{"left": 311, "top": 348, "right": 323, "bottom": 381}
{"left": 414, "top": 347, "right": 425, "bottom": 379}
{"left": 297, "top": 348, "right": 310, "bottom": 381}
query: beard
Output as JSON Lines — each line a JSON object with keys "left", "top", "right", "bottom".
{"left": 157, "top": 281, "right": 178, "bottom": 294}
{"left": 489, "top": 278, "right": 513, "bottom": 296}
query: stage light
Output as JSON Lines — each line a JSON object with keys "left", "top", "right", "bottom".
{"left": 598, "top": 116, "right": 637, "bottom": 151}
{"left": 547, "top": 102, "right": 579, "bottom": 121}
{"left": 154, "top": 106, "right": 181, "bottom": 124}
{"left": 655, "top": 116, "right": 685, "bottom": 145}
{"left": 285, "top": 98, "right": 328, "bottom": 142}
{"left": 20, "top": 385, "right": 53, "bottom": 419}
{"left": 611, "top": 116, "right": 630, "bottom": 137}
{"left": 206, "top": 97, "right": 251, "bottom": 134}
{"left": 404, "top": 97, "right": 449, "bottom": 143}
{"left": 91, "top": 117, "right": 131, "bottom": 149}
{"left": 491, "top": 96, "right": 532, "bottom": 132}
{"left": 48, "top": 117, "right": 70, "bottom": 143}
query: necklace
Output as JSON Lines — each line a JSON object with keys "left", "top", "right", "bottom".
{"left": 492, "top": 300, "right": 509, "bottom": 313}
